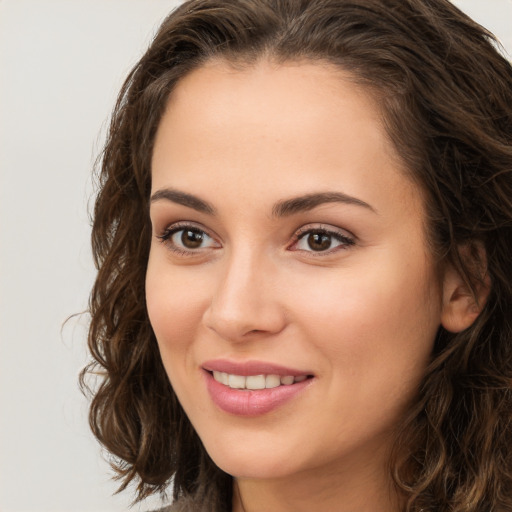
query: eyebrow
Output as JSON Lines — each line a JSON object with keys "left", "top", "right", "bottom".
{"left": 272, "top": 192, "right": 377, "bottom": 217}
{"left": 150, "top": 188, "right": 376, "bottom": 216}
{"left": 150, "top": 188, "right": 216, "bottom": 215}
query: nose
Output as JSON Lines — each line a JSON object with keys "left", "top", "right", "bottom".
{"left": 202, "top": 249, "right": 287, "bottom": 342}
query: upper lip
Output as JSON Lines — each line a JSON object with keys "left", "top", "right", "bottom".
{"left": 202, "top": 359, "right": 313, "bottom": 377}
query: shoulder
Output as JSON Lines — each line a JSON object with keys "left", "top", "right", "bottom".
{"left": 147, "top": 506, "right": 181, "bottom": 512}
{"left": 146, "top": 487, "right": 223, "bottom": 512}
{"left": 147, "top": 497, "right": 202, "bottom": 512}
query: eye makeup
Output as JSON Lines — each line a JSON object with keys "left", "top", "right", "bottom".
{"left": 156, "top": 220, "right": 356, "bottom": 259}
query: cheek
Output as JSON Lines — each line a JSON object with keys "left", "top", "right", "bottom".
{"left": 145, "top": 254, "right": 208, "bottom": 356}
{"left": 286, "top": 260, "right": 441, "bottom": 447}
{"left": 286, "top": 251, "right": 441, "bottom": 379}
{"left": 145, "top": 260, "right": 213, "bottom": 413}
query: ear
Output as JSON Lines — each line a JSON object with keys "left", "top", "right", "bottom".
{"left": 440, "top": 245, "right": 491, "bottom": 333}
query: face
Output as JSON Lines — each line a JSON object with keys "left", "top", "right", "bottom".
{"left": 146, "top": 60, "right": 443, "bottom": 483}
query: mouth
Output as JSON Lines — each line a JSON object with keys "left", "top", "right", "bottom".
{"left": 201, "top": 360, "right": 315, "bottom": 416}
{"left": 208, "top": 371, "right": 311, "bottom": 390}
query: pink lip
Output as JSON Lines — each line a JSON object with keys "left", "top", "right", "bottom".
{"left": 201, "top": 360, "right": 314, "bottom": 417}
{"left": 202, "top": 359, "right": 312, "bottom": 377}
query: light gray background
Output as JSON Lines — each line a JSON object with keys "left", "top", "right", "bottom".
{"left": 0, "top": 1, "right": 511, "bottom": 511}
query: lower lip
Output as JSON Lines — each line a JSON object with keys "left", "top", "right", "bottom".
{"left": 204, "top": 371, "right": 313, "bottom": 416}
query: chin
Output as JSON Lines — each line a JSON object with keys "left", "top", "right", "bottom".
{"left": 200, "top": 433, "right": 304, "bottom": 480}
{"left": 211, "top": 453, "right": 297, "bottom": 480}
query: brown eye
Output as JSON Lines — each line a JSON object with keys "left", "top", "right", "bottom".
{"left": 181, "top": 229, "right": 205, "bottom": 249}
{"left": 307, "top": 232, "right": 332, "bottom": 251}
{"left": 157, "top": 224, "right": 219, "bottom": 254}
{"left": 293, "top": 228, "right": 355, "bottom": 254}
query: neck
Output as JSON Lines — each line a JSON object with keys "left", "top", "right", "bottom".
{"left": 231, "top": 444, "right": 401, "bottom": 512}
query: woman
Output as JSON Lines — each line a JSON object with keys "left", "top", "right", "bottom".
{"left": 82, "top": 0, "right": 512, "bottom": 511}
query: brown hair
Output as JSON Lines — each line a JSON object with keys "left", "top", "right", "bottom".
{"left": 81, "top": 1, "right": 512, "bottom": 510}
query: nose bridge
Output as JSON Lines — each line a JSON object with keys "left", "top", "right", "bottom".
{"left": 203, "top": 243, "right": 285, "bottom": 341}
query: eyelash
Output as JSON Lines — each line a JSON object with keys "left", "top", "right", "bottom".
{"left": 156, "top": 222, "right": 355, "bottom": 257}
{"left": 156, "top": 222, "right": 218, "bottom": 257}
{"left": 291, "top": 225, "right": 355, "bottom": 255}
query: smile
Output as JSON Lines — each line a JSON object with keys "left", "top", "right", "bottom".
{"left": 212, "top": 371, "right": 308, "bottom": 390}
{"left": 202, "top": 361, "right": 315, "bottom": 416}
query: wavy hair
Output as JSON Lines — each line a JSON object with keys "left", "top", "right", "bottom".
{"left": 81, "top": 0, "right": 512, "bottom": 510}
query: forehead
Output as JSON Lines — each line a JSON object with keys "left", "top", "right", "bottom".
{"left": 157, "top": 59, "right": 388, "bottom": 159}
{"left": 151, "top": 59, "right": 420, "bottom": 219}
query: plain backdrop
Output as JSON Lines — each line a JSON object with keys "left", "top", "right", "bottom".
{"left": 0, "top": 1, "right": 511, "bottom": 511}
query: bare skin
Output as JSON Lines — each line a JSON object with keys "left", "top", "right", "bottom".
{"left": 146, "top": 59, "right": 484, "bottom": 512}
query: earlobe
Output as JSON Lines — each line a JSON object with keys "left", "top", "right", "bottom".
{"left": 440, "top": 253, "right": 491, "bottom": 333}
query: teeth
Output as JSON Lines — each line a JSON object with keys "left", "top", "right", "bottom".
{"left": 265, "top": 374, "right": 281, "bottom": 388}
{"left": 246, "top": 375, "right": 266, "bottom": 390}
{"left": 228, "top": 374, "right": 246, "bottom": 389}
{"left": 213, "top": 371, "right": 229, "bottom": 386}
{"left": 212, "top": 371, "right": 308, "bottom": 389}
